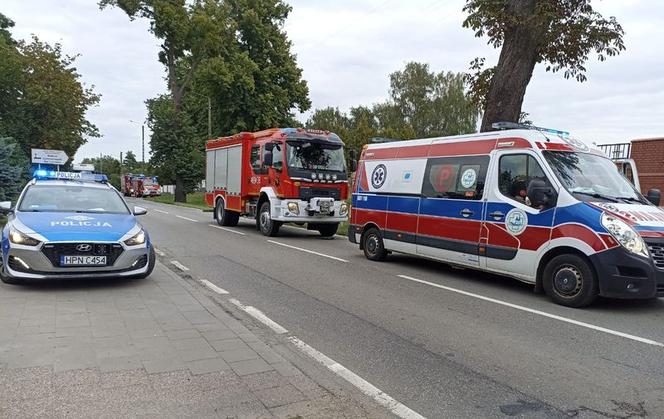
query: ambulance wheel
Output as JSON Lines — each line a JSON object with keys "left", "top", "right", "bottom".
{"left": 362, "top": 227, "right": 387, "bottom": 261}
{"left": 258, "top": 202, "right": 281, "bottom": 236}
{"left": 316, "top": 223, "right": 339, "bottom": 238}
{"left": 215, "top": 200, "right": 239, "bottom": 227}
{"left": 543, "top": 254, "right": 598, "bottom": 308}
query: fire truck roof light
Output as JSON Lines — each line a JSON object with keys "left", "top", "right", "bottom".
{"left": 491, "top": 121, "right": 569, "bottom": 137}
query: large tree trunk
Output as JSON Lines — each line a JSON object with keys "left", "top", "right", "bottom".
{"left": 174, "top": 175, "right": 186, "bottom": 202}
{"left": 480, "top": 0, "right": 540, "bottom": 132}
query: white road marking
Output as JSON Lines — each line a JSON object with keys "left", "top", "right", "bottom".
{"left": 154, "top": 248, "right": 165, "bottom": 257}
{"left": 200, "top": 279, "right": 229, "bottom": 295}
{"left": 229, "top": 299, "right": 289, "bottom": 334}
{"left": 153, "top": 208, "right": 169, "bottom": 214}
{"left": 267, "top": 240, "right": 349, "bottom": 263}
{"left": 209, "top": 225, "right": 246, "bottom": 236}
{"left": 398, "top": 274, "right": 664, "bottom": 348}
{"left": 287, "top": 336, "right": 426, "bottom": 419}
{"left": 170, "top": 260, "right": 190, "bottom": 271}
{"left": 176, "top": 215, "right": 198, "bottom": 222}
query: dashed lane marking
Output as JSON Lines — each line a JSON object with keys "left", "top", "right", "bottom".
{"left": 229, "top": 299, "right": 289, "bottom": 334}
{"left": 154, "top": 248, "right": 165, "bottom": 257}
{"left": 267, "top": 240, "right": 349, "bottom": 263}
{"left": 397, "top": 274, "right": 664, "bottom": 348}
{"left": 201, "top": 279, "right": 229, "bottom": 295}
{"left": 288, "top": 336, "right": 426, "bottom": 419}
{"left": 176, "top": 215, "right": 198, "bottom": 222}
{"left": 209, "top": 225, "right": 246, "bottom": 236}
{"left": 170, "top": 260, "right": 190, "bottom": 271}
{"left": 153, "top": 208, "right": 169, "bottom": 214}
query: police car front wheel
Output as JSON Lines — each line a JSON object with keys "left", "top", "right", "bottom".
{"left": 543, "top": 254, "right": 598, "bottom": 308}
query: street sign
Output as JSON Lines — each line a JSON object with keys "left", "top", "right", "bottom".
{"left": 73, "top": 163, "right": 95, "bottom": 172}
{"left": 31, "top": 148, "right": 69, "bottom": 165}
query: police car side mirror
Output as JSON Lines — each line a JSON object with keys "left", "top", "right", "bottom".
{"left": 133, "top": 206, "right": 148, "bottom": 216}
{"left": 527, "top": 179, "right": 557, "bottom": 209}
{"left": 0, "top": 201, "right": 12, "bottom": 213}
{"left": 647, "top": 189, "right": 661, "bottom": 206}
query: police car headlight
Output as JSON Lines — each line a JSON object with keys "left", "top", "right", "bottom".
{"left": 339, "top": 202, "right": 349, "bottom": 216}
{"left": 287, "top": 202, "right": 299, "bottom": 214}
{"left": 9, "top": 227, "right": 40, "bottom": 246}
{"left": 601, "top": 213, "right": 648, "bottom": 258}
{"left": 124, "top": 230, "right": 146, "bottom": 246}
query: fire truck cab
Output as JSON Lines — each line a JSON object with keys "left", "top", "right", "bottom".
{"left": 205, "top": 128, "right": 353, "bottom": 237}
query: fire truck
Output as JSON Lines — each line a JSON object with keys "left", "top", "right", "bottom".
{"left": 205, "top": 128, "right": 356, "bottom": 237}
{"left": 121, "top": 174, "right": 161, "bottom": 197}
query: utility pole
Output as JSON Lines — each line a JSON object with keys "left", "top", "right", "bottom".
{"left": 141, "top": 124, "right": 145, "bottom": 164}
{"left": 208, "top": 97, "right": 212, "bottom": 139}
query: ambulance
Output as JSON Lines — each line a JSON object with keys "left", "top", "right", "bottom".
{"left": 349, "top": 123, "right": 664, "bottom": 307}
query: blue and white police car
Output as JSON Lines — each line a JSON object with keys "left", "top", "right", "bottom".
{"left": 0, "top": 171, "right": 155, "bottom": 284}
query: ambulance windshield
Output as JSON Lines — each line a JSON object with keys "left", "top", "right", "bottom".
{"left": 286, "top": 141, "right": 346, "bottom": 172}
{"left": 543, "top": 151, "right": 646, "bottom": 204}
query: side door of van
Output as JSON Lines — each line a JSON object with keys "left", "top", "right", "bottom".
{"left": 481, "top": 151, "right": 558, "bottom": 280}
{"left": 416, "top": 155, "right": 490, "bottom": 266}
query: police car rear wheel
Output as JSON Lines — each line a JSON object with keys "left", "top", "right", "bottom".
{"left": 259, "top": 202, "right": 281, "bottom": 237}
{"left": 362, "top": 228, "right": 387, "bottom": 261}
{"left": 543, "top": 254, "right": 598, "bottom": 307}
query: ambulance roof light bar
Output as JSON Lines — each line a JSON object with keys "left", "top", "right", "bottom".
{"left": 491, "top": 121, "right": 570, "bottom": 137}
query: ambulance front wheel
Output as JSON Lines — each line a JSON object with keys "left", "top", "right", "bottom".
{"left": 258, "top": 202, "right": 281, "bottom": 236}
{"left": 362, "top": 227, "right": 387, "bottom": 261}
{"left": 542, "top": 254, "right": 598, "bottom": 308}
{"left": 215, "top": 199, "right": 239, "bottom": 227}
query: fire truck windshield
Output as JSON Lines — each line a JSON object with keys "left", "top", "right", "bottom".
{"left": 286, "top": 141, "right": 346, "bottom": 172}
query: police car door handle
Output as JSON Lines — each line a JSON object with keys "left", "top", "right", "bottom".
{"left": 489, "top": 211, "right": 504, "bottom": 220}
{"left": 460, "top": 209, "right": 474, "bottom": 218}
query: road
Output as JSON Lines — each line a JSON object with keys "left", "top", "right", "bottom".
{"left": 130, "top": 197, "right": 664, "bottom": 418}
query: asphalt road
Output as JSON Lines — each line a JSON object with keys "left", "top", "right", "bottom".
{"left": 129, "top": 198, "right": 664, "bottom": 418}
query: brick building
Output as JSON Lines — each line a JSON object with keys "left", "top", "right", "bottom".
{"left": 630, "top": 137, "right": 664, "bottom": 194}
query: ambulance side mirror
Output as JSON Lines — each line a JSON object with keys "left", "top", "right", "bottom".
{"left": 646, "top": 189, "right": 661, "bottom": 206}
{"left": 348, "top": 150, "right": 358, "bottom": 172}
{"left": 0, "top": 201, "right": 12, "bottom": 214}
{"left": 527, "top": 179, "right": 557, "bottom": 209}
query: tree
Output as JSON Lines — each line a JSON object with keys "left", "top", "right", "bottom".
{"left": 0, "top": 13, "right": 101, "bottom": 158}
{"left": 123, "top": 150, "right": 140, "bottom": 172}
{"left": 463, "top": 0, "right": 625, "bottom": 132}
{"left": 80, "top": 155, "right": 122, "bottom": 189}
{"left": 0, "top": 137, "right": 28, "bottom": 202}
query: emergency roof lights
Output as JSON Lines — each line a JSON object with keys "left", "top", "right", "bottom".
{"left": 33, "top": 170, "right": 108, "bottom": 183}
{"left": 491, "top": 121, "right": 570, "bottom": 137}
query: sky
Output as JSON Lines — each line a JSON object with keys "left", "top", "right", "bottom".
{"left": 3, "top": 0, "right": 664, "bottom": 163}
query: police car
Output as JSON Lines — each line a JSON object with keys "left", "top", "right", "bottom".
{"left": 0, "top": 171, "right": 155, "bottom": 284}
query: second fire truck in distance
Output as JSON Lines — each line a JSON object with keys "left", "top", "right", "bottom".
{"left": 205, "top": 128, "right": 355, "bottom": 237}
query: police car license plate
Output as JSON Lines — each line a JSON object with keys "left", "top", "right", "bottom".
{"left": 60, "top": 255, "right": 107, "bottom": 266}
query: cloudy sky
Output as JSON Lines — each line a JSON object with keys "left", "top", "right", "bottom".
{"left": 3, "top": 0, "right": 664, "bottom": 163}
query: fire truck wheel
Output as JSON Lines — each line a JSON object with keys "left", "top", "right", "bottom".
{"left": 258, "top": 202, "right": 281, "bottom": 236}
{"left": 215, "top": 199, "right": 239, "bottom": 227}
{"left": 362, "top": 227, "right": 387, "bottom": 261}
{"left": 315, "top": 223, "right": 339, "bottom": 238}
{"left": 542, "top": 254, "right": 598, "bottom": 308}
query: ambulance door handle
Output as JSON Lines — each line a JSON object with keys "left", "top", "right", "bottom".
{"left": 489, "top": 211, "right": 504, "bottom": 220}
{"left": 460, "top": 209, "right": 474, "bottom": 218}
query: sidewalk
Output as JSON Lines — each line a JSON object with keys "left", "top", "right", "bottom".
{"left": 0, "top": 262, "right": 385, "bottom": 418}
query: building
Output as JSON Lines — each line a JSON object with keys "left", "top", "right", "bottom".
{"left": 630, "top": 137, "right": 664, "bottom": 194}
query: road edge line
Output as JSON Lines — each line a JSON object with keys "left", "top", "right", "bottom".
{"left": 229, "top": 298, "right": 289, "bottom": 334}
{"left": 267, "top": 240, "right": 349, "bottom": 263}
{"left": 209, "top": 224, "right": 247, "bottom": 236}
{"left": 200, "top": 279, "right": 229, "bottom": 295}
{"left": 170, "top": 260, "right": 190, "bottom": 271}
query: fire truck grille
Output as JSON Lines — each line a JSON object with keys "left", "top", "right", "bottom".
{"left": 647, "top": 242, "right": 664, "bottom": 269}
{"left": 300, "top": 187, "right": 340, "bottom": 201}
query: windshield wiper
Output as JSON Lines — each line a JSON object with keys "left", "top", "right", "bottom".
{"left": 571, "top": 191, "right": 619, "bottom": 203}
{"left": 614, "top": 196, "right": 644, "bottom": 204}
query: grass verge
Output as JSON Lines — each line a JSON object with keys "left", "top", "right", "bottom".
{"left": 144, "top": 192, "right": 211, "bottom": 211}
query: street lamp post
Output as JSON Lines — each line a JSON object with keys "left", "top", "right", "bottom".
{"left": 129, "top": 119, "right": 146, "bottom": 164}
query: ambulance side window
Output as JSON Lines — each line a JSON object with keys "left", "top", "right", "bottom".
{"left": 251, "top": 146, "right": 263, "bottom": 174}
{"left": 422, "top": 156, "right": 489, "bottom": 200}
{"left": 499, "top": 154, "right": 550, "bottom": 207}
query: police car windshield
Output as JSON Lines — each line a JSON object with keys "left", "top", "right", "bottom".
{"left": 286, "top": 141, "right": 345, "bottom": 172}
{"left": 18, "top": 184, "right": 130, "bottom": 214}
{"left": 543, "top": 151, "right": 645, "bottom": 203}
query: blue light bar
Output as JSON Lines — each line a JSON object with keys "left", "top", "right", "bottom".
{"left": 33, "top": 170, "right": 108, "bottom": 183}
{"left": 491, "top": 121, "right": 570, "bottom": 137}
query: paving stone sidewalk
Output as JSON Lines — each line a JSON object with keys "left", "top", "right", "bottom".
{"left": 0, "top": 262, "right": 385, "bottom": 418}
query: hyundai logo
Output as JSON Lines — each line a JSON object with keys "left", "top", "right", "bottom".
{"left": 76, "top": 244, "right": 92, "bottom": 252}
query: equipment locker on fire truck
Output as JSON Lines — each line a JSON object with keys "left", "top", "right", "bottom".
{"left": 205, "top": 128, "right": 355, "bottom": 237}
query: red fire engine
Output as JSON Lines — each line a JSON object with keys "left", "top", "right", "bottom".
{"left": 205, "top": 128, "right": 356, "bottom": 237}
{"left": 121, "top": 174, "right": 161, "bottom": 197}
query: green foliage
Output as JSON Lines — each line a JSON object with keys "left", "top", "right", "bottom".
{"left": 463, "top": 0, "right": 625, "bottom": 110}
{"left": 80, "top": 155, "right": 122, "bottom": 189}
{"left": 306, "top": 62, "right": 478, "bottom": 155}
{"left": 0, "top": 13, "right": 100, "bottom": 158}
{"left": 0, "top": 137, "right": 28, "bottom": 202}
